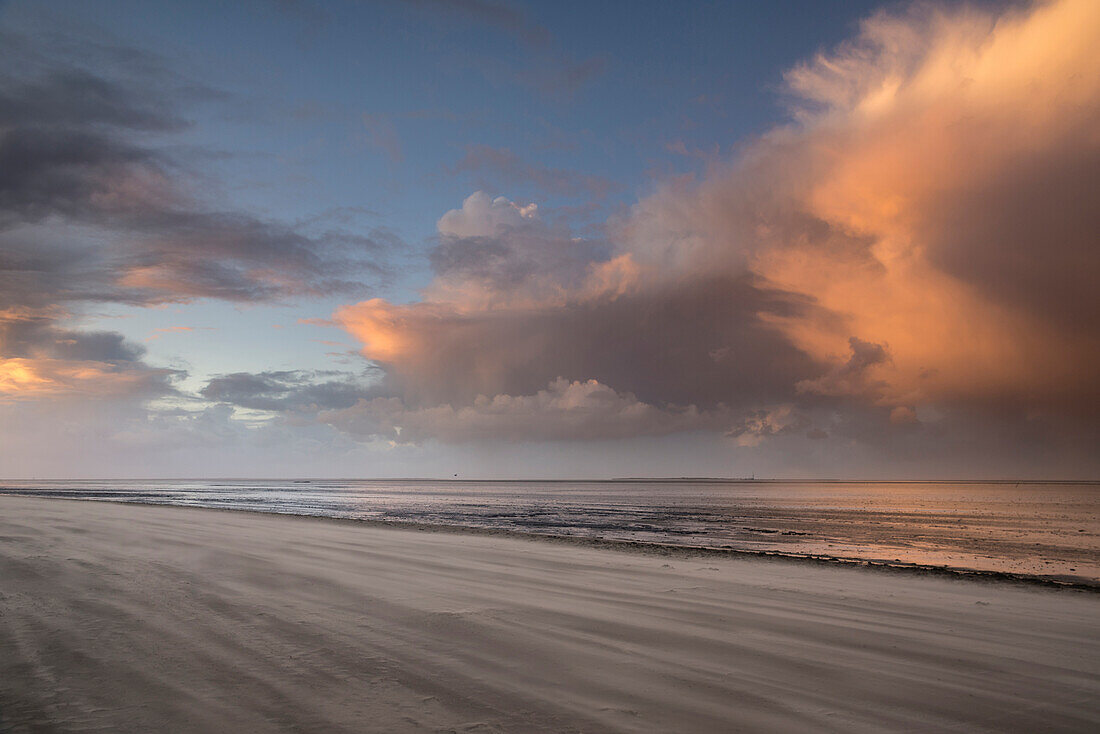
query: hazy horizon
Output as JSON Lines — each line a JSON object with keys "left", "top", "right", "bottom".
{"left": 4, "top": 476, "right": 1098, "bottom": 484}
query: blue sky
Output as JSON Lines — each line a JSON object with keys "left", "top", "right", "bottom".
{"left": 2, "top": 0, "right": 1097, "bottom": 478}
{"left": 7, "top": 0, "right": 884, "bottom": 394}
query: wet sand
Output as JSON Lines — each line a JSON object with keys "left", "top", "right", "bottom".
{"left": 1, "top": 495, "right": 1097, "bottom": 732}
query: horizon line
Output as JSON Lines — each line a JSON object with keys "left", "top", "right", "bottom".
{"left": 2, "top": 477, "right": 1098, "bottom": 484}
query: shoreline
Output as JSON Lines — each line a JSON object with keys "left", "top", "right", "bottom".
{"left": 3, "top": 493, "right": 1097, "bottom": 592}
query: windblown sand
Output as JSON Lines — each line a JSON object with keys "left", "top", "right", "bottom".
{"left": 1, "top": 496, "right": 1097, "bottom": 733}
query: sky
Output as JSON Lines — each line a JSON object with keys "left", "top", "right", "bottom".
{"left": 1, "top": 0, "right": 1097, "bottom": 479}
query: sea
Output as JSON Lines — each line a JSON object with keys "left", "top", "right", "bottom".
{"left": 2, "top": 479, "right": 1097, "bottom": 585}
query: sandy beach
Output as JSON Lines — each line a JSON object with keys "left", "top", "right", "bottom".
{"left": 1, "top": 496, "right": 1097, "bottom": 733}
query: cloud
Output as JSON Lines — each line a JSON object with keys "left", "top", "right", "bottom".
{"left": 0, "top": 69, "right": 181, "bottom": 131}
{"left": 726, "top": 405, "right": 805, "bottom": 448}
{"left": 336, "top": 272, "right": 816, "bottom": 411}
{"left": 421, "top": 191, "right": 619, "bottom": 308}
{"left": 450, "top": 145, "right": 617, "bottom": 199}
{"left": 321, "top": 377, "right": 724, "bottom": 443}
{"left": 751, "top": 0, "right": 1099, "bottom": 415}
{"left": 0, "top": 311, "right": 179, "bottom": 400}
{"left": 436, "top": 190, "right": 539, "bottom": 238}
{"left": 0, "top": 356, "right": 174, "bottom": 399}
{"left": 614, "top": 0, "right": 1100, "bottom": 418}
{"left": 0, "top": 31, "right": 392, "bottom": 306}
{"left": 200, "top": 370, "right": 376, "bottom": 413}
{"left": 796, "top": 337, "right": 890, "bottom": 399}
{"left": 0, "top": 30, "right": 391, "bottom": 402}
{"left": 330, "top": 0, "right": 1100, "bottom": 465}
{"left": 337, "top": 191, "right": 815, "bottom": 414}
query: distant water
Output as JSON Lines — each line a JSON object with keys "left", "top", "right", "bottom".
{"left": 2, "top": 479, "right": 1097, "bottom": 585}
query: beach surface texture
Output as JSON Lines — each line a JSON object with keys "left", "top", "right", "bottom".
{"left": 1, "top": 495, "right": 1097, "bottom": 733}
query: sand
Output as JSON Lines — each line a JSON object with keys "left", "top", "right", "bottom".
{"left": 0, "top": 496, "right": 1097, "bottom": 733}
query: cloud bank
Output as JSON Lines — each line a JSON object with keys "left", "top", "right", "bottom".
{"left": 322, "top": 377, "right": 724, "bottom": 443}
{"left": 331, "top": 0, "right": 1100, "bottom": 465}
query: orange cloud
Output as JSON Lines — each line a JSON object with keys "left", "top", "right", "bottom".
{"left": 334, "top": 298, "right": 421, "bottom": 365}
{"left": 332, "top": 0, "right": 1100, "bottom": 445}
{"left": 0, "top": 357, "right": 171, "bottom": 399}
{"left": 621, "top": 0, "right": 1100, "bottom": 414}
{"left": 0, "top": 359, "right": 56, "bottom": 394}
{"left": 752, "top": 0, "right": 1100, "bottom": 411}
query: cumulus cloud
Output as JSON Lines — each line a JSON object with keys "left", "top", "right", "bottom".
{"left": 331, "top": 0, "right": 1100, "bottom": 462}
{"left": 638, "top": 0, "right": 1100, "bottom": 424}
{"left": 436, "top": 190, "right": 539, "bottom": 239}
{"left": 726, "top": 405, "right": 805, "bottom": 448}
{"left": 738, "top": 0, "right": 1100, "bottom": 416}
{"left": 423, "top": 191, "right": 618, "bottom": 308}
{"left": 333, "top": 192, "right": 818, "bottom": 444}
